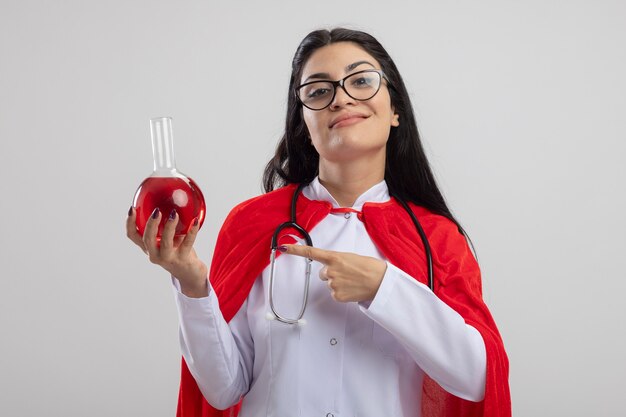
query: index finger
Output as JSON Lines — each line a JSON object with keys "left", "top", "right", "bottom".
{"left": 281, "top": 244, "right": 336, "bottom": 264}
{"left": 126, "top": 206, "right": 147, "bottom": 251}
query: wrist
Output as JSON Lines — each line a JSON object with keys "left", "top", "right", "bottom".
{"left": 180, "top": 278, "right": 209, "bottom": 298}
{"left": 177, "top": 263, "right": 209, "bottom": 298}
{"left": 368, "top": 259, "right": 387, "bottom": 299}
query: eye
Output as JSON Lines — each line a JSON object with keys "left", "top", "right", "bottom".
{"left": 307, "top": 87, "right": 331, "bottom": 98}
{"left": 350, "top": 74, "right": 376, "bottom": 88}
{"left": 299, "top": 81, "right": 334, "bottom": 102}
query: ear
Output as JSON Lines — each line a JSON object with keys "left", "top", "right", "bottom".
{"left": 391, "top": 112, "right": 400, "bottom": 127}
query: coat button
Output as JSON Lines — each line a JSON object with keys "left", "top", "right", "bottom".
{"left": 326, "top": 413, "right": 334, "bottom": 417}
{"left": 344, "top": 212, "right": 351, "bottom": 219}
{"left": 330, "top": 338, "right": 338, "bottom": 346}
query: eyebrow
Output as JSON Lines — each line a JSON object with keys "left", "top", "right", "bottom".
{"left": 303, "top": 60, "right": 376, "bottom": 83}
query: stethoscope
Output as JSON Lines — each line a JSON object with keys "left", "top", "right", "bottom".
{"left": 268, "top": 183, "right": 434, "bottom": 325}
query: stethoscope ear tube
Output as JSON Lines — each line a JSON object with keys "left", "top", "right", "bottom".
{"left": 270, "top": 182, "right": 313, "bottom": 250}
{"left": 393, "top": 196, "right": 435, "bottom": 293}
{"left": 270, "top": 221, "right": 313, "bottom": 250}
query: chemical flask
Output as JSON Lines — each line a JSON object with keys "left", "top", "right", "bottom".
{"left": 132, "top": 117, "right": 206, "bottom": 239}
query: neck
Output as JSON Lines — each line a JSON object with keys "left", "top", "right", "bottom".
{"left": 318, "top": 153, "right": 385, "bottom": 207}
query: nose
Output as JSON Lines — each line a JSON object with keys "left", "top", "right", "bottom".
{"left": 329, "top": 84, "right": 355, "bottom": 110}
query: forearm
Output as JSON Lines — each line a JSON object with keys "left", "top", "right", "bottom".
{"left": 172, "top": 277, "right": 251, "bottom": 409}
{"left": 359, "top": 263, "right": 486, "bottom": 401}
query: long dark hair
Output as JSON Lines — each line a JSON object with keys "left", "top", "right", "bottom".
{"left": 263, "top": 28, "right": 462, "bottom": 229}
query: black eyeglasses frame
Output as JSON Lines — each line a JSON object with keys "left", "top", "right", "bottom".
{"left": 295, "top": 69, "right": 391, "bottom": 111}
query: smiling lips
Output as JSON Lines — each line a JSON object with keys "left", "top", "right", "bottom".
{"left": 329, "top": 113, "right": 369, "bottom": 129}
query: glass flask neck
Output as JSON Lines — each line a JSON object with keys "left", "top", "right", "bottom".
{"left": 150, "top": 117, "right": 178, "bottom": 175}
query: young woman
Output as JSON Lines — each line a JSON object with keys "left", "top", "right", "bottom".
{"left": 127, "top": 28, "right": 510, "bottom": 417}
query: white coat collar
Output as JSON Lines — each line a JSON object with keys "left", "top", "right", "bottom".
{"left": 302, "top": 176, "right": 390, "bottom": 210}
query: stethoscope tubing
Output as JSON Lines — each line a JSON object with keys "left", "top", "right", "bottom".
{"left": 392, "top": 195, "right": 434, "bottom": 292}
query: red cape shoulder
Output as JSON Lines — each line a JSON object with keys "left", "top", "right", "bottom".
{"left": 222, "top": 184, "right": 298, "bottom": 228}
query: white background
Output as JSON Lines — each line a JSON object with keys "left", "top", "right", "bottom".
{"left": 1, "top": 1, "right": 625, "bottom": 416}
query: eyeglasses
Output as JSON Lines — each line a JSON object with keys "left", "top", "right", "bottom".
{"left": 295, "top": 69, "right": 389, "bottom": 111}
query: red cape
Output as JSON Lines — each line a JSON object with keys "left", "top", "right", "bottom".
{"left": 176, "top": 184, "right": 511, "bottom": 417}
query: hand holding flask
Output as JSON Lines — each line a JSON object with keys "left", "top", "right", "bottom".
{"left": 132, "top": 117, "right": 206, "bottom": 240}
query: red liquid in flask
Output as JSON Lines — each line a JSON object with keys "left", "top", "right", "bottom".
{"left": 133, "top": 176, "right": 206, "bottom": 239}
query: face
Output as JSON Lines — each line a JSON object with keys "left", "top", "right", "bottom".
{"left": 299, "top": 42, "right": 399, "bottom": 163}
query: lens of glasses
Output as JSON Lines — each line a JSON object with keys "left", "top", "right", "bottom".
{"left": 297, "top": 70, "right": 383, "bottom": 110}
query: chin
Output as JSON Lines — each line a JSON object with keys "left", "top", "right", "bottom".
{"left": 318, "top": 139, "right": 386, "bottom": 163}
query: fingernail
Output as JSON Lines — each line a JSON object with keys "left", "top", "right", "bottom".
{"left": 151, "top": 208, "right": 160, "bottom": 219}
{"left": 128, "top": 206, "right": 133, "bottom": 216}
{"left": 169, "top": 209, "right": 177, "bottom": 220}
{"left": 277, "top": 245, "right": 287, "bottom": 253}
{"left": 193, "top": 217, "right": 198, "bottom": 226}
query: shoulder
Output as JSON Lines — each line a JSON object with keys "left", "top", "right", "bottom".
{"left": 405, "top": 203, "right": 478, "bottom": 273}
{"left": 228, "top": 184, "right": 296, "bottom": 217}
{"left": 369, "top": 199, "right": 461, "bottom": 237}
{"left": 221, "top": 183, "right": 298, "bottom": 227}
{"left": 364, "top": 199, "right": 468, "bottom": 254}
{"left": 407, "top": 203, "right": 463, "bottom": 240}
{"left": 383, "top": 201, "right": 472, "bottom": 262}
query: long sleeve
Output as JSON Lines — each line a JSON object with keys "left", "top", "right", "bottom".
{"left": 359, "top": 262, "right": 487, "bottom": 401}
{"left": 172, "top": 277, "right": 254, "bottom": 410}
